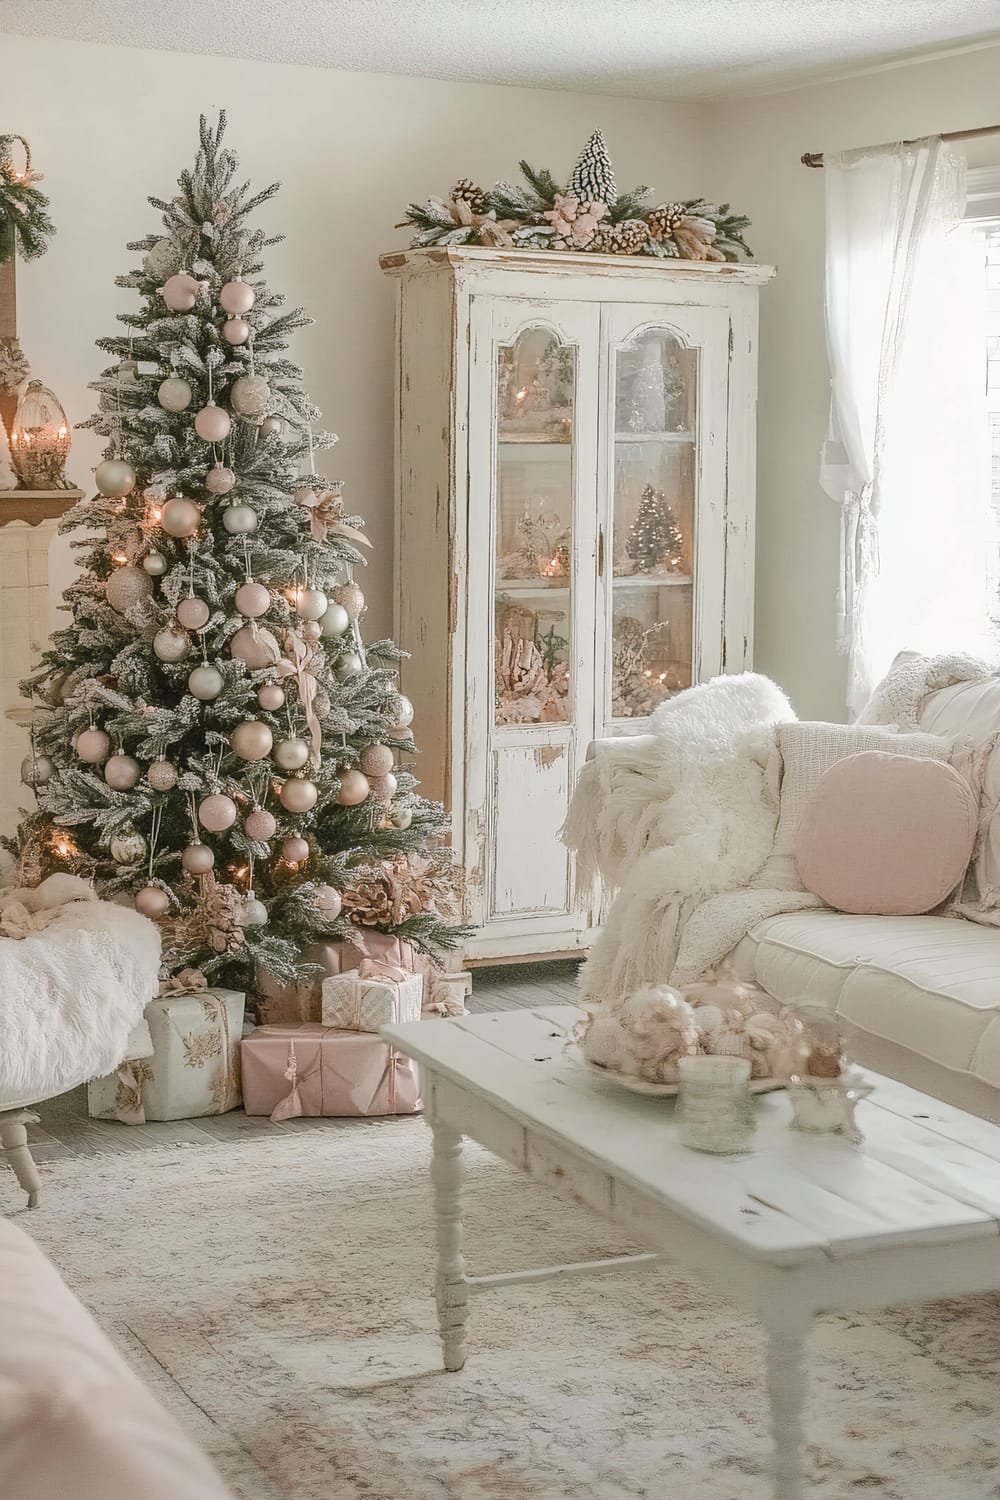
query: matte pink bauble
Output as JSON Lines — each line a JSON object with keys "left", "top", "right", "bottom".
{"left": 76, "top": 727, "right": 111, "bottom": 764}
{"left": 245, "top": 807, "right": 277, "bottom": 841}
{"left": 359, "top": 743, "right": 394, "bottom": 777}
{"left": 194, "top": 403, "right": 231, "bottom": 443}
{"left": 230, "top": 625, "right": 275, "bottom": 669}
{"left": 104, "top": 753, "right": 141, "bottom": 790}
{"left": 235, "top": 580, "right": 270, "bottom": 618}
{"left": 368, "top": 772, "right": 398, "bottom": 801}
{"left": 135, "top": 885, "right": 170, "bottom": 917}
{"left": 181, "top": 841, "right": 215, "bottom": 874}
{"left": 160, "top": 497, "right": 201, "bottom": 538}
{"left": 257, "top": 682, "right": 285, "bottom": 711}
{"left": 177, "top": 596, "right": 210, "bottom": 631}
{"left": 313, "top": 884, "right": 342, "bottom": 920}
{"left": 205, "top": 463, "right": 236, "bottom": 496}
{"left": 334, "top": 768, "right": 370, "bottom": 806}
{"left": 219, "top": 278, "right": 255, "bottom": 314}
{"left": 231, "top": 720, "right": 273, "bottom": 761}
{"left": 161, "top": 273, "right": 198, "bottom": 311}
{"left": 281, "top": 836, "right": 309, "bottom": 863}
{"left": 221, "top": 316, "right": 251, "bottom": 346}
{"left": 198, "top": 793, "right": 237, "bottom": 832}
{"left": 278, "top": 777, "right": 318, "bottom": 813}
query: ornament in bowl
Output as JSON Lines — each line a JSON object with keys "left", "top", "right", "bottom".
{"left": 784, "top": 1005, "right": 873, "bottom": 1144}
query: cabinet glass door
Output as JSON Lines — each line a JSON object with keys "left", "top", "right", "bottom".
{"left": 601, "top": 306, "right": 730, "bottom": 725}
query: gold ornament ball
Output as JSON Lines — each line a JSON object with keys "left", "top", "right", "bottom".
{"left": 153, "top": 624, "right": 192, "bottom": 664}
{"left": 334, "top": 767, "right": 370, "bottom": 806}
{"left": 143, "top": 551, "right": 168, "bottom": 577}
{"left": 76, "top": 727, "right": 111, "bottom": 763}
{"left": 278, "top": 777, "right": 318, "bottom": 813}
{"left": 161, "top": 497, "right": 201, "bottom": 538}
{"left": 231, "top": 720, "right": 274, "bottom": 761}
{"left": 188, "top": 663, "right": 224, "bottom": 701}
{"left": 147, "top": 759, "right": 178, "bottom": 792}
{"left": 273, "top": 736, "right": 309, "bottom": 771}
{"left": 359, "top": 743, "right": 394, "bottom": 777}
{"left": 181, "top": 841, "right": 215, "bottom": 874}
{"left": 135, "top": 885, "right": 170, "bottom": 918}
{"left": 281, "top": 835, "right": 309, "bottom": 862}
{"left": 245, "top": 807, "right": 277, "bottom": 841}
{"left": 320, "top": 602, "right": 350, "bottom": 639}
{"left": 104, "top": 753, "right": 141, "bottom": 790}
{"left": 257, "top": 682, "right": 285, "bottom": 711}
{"left": 177, "top": 596, "right": 210, "bottom": 631}
{"left": 106, "top": 565, "right": 153, "bottom": 614}
{"left": 95, "top": 458, "right": 137, "bottom": 498}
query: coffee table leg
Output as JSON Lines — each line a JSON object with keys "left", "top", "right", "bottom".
{"left": 431, "top": 1120, "right": 468, "bottom": 1371}
{"left": 767, "top": 1305, "right": 810, "bottom": 1500}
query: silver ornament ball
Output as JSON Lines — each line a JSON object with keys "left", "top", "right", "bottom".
{"left": 153, "top": 625, "right": 191, "bottom": 664}
{"left": 222, "top": 504, "right": 257, "bottom": 535}
{"left": 110, "top": 830, "right": 147, "bottom": 864}
{"left": 259, "top": 415, "right": 283, "bottom": 438}
{"left": 142, "top": 551, "right": 168, "bottom": 577}
{"left": 188, "top": 664, "right": 224, "bottom": 701}
{"left": 390, "top": 806, "right": 413, "bottom": 831}
{"left": 95, "top": 458, "right": 137, "bottom": 498}
{"left": 21, "top": 753, "right": 55, "bottom": 786}
{"left": 294, "top": 586, "right": 328, "bottom": 622}
{"left": 319, "top": 602, "right": 350, "bottom": 639}
{"left": 313, "top": 884, "right": 343, "bottom": 921}
{"left": 230, "top": 374, "right": 271, "bottom": 418}
{"left": 241, "top": 894, "right": 269, "bottom": 928}
{"left": 157, "top": 376, "right": 192, "bottom": 413}
{"left": 273, "top": 736, "right": 309, "bottom": 772}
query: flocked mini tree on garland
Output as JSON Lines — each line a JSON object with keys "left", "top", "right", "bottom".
{"left": 5, "top": 113, "right": 465, "bottom": 990}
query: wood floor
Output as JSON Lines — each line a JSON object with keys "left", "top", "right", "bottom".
{"left": 25, "top": 959, "right": 583, "bottom": 1161}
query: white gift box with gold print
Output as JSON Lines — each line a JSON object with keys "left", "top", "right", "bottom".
{"left": 321, "top": 963, "right": 423, "bottom": 1032}
{"left": 88, "top": 989, "right": 245, "bottom": 1123}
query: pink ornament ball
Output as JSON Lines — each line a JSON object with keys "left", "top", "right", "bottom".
{"left": 198, "top": 793, "right": 238, "bottom": 832}
{"left": 221, "top": 316, "right": 251, "bottom": 346}
{"left": 135, "top": 885, "right": 171, "bottom": 917}
{"left": 76, "top": 727, "right": 111, "bottom": 764}
{"left": 160, "top": 497, "right": 201, "bottom": 538}
{"left": 205, "top": 463, "right": 236, "bottom": 496}
{"left": 245, "top": 807, "right": 277, "bottom": 841}
{"left": 235, "top": 580, "right": 270, "bottom": 618}
{"left": 257, "top": 682, "right": 285, "bottom": 711}
{"left": 282, "top": 835, "right": 309, "bottom": 863}
{"left": 313, "top": 884, "right": 342, "bottom": 921}
{"left": 177, "top": 596, "right": 210, "bottom": 631}
{"left": 161, "top": 273, "right": 198, "bottom": 312}
{"left": 219, "top": 278, "right": 255, "bottom": 315}
{"left": 104, "top": 753, "right": 141, "bottom": 790}
{"left": 278, "top": 777, "right": 318, "bottom": 813}
{"left": 181, "top": 841, "right": 215, "bottom": 874}
{"left": 194, "top": 403, "right": 231, "bottom": 443}
{"left": 334, "top": 768, "right": 370, "bottom": 806}
{"left": 231, "top": 624, "right": 276, "bottom": 669}
{"left": 359, "top": 743, "right": 394, "bottom": 778}
{"left": 369, "top": 772, "right": 398, "bottom": 802}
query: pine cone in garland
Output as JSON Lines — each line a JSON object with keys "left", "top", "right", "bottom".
{"left": 450, "top": 177, "right": 489, "bottom": 215}
{"left": 592, "top": 219, "right": 651, "bottom": 256}
{"left": 645, "top": 202, "right": 686, "bottom": 242}
{"left": 567, "top": 129, "right": 617, "bottom": 208}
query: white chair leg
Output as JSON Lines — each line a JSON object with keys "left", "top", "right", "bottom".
{"left": 0, "top": 1111, "right": 42, "bottom": 1209}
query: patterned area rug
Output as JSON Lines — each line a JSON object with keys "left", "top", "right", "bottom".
{"left": 7, "top": 1122, "right": 1000, "bottom": 1499}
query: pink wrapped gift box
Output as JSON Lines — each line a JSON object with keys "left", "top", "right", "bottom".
{"left": 255, "top": 932, "right": 425, "bottom": 1024}
{"left": 241, "top": 1024, "right": 422, "bottom": 1121}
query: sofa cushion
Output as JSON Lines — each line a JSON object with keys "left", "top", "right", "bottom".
{"left": 918, "top": 675, "right": 1000, "bottom": 914}
{"left": 794, "top": 752, "right": 977, "bottom": 915}
{"left": 746, "top": 910, "right": 1000, "bottom": 1090}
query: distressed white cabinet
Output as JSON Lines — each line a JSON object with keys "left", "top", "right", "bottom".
{"left": 380, "top": 247, "right": 774, "bottom": 963}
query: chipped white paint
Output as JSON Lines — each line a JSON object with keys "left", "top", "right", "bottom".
{"left": 381, "top": 248, "right": 773, "bottom": 962}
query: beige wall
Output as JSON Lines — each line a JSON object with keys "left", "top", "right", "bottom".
{"left": 710, "top": 44, "right": 1000, "bottom": 720}
{"left": 0, "top": 31, "right": 706, "bottom": 640}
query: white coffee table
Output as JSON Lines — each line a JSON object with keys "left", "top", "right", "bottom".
{"left": 384, "top": 1004, "right": 1000, "bottom": 1499}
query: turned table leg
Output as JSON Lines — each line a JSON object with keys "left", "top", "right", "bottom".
{"left": 0, "top": 1111, "right": 42, "bottom": 1209}
{"left": 431, "top": 1119, "right": 468, "bottom": 1371}
{"left": 767, "top": 1304, "right": 811, "bottom": 1500}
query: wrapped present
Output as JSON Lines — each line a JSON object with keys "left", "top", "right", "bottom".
{"left": 255, "top": 931, "right": 423, "bottom": 1024}
{"left": 241, "top": 1024, "right": 421, "bottom": 1121}
{"left": 425, "top": 969, "right": 473, "bottom": 1016}
{"left": 88, "top": 987, "right": 245, "bottom": 1124}
{"left": 321, "top": 959, "right": 423, "bottom": 1031}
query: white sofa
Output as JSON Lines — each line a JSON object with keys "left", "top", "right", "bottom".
{"left": 729, "top": 669, "right": 1000, "bottom": 1122}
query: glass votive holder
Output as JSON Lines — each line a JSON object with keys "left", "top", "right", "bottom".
{"left": 676, "top": 1055, "right": 755, "bottom": 1154}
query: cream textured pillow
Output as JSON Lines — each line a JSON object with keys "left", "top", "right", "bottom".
{"left": 794, "top": 752, "right": 977, "bottom": 915}
{"left": 756, "top": 721, "right": 952, "bottom": 891}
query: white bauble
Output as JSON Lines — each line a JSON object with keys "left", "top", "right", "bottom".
{"left": 142, "top": 551, "right": 168, "bottom": 577}
{"left": 158, "top": 376, "right": 192, "bottom": 413}
{"left": 259, "top": 415, "right": 282, "bottom": 438}
{"left": 231, "top": 720, "right": 273, "bottom": 761}
{"left": 147, "top": 758, "right": 178, "bottom": 792}
{"left": 235, "top": 580, "right": 270, "bottom": 618}
{"left": 188, "top": 664, "right": 224, "bottom": 701}
{"left": 105, "top": 565, "right": 153, "bottom": 614}
{"left": 230, "top": 374, "right": 271, "bottom": 418}
{"left": 389, "top": 693, "right": 415, "bottom": 728}
{"left": 222, "top": 504, "right": 257, "bottom": 535}
{"left": 294, "top": 586, "right": 328, "bottom": 622}
{"left": 241, "top": 894, "right": 268, "bottom": 928}
{"left": 273, "top": 736, "right": 309, "bottom": 771}
{"left": 320, "top": 602, "right": 350, "bottom": 639}
{"left": 336, "top": 651, "right": 363, "bottom": 680}
{"left": 153, "top": 625, "right": 191, "bottom": 664}
{"left": 21, "top": 752, "right": 55, "bottom": 786}
{"left": 110, "top": 829, "right": 147, "bottom": 864}
{"left": 143, "top": 238, "right": 179, "bottom": 280}
{"left": 313, "top": 884, "right": 342, "bottom": 920}
{"left": 390, "top": 806, "right": 413, "bottom": 830}
{"left": 95, "top": 458, "right": 136, "bottom": 498}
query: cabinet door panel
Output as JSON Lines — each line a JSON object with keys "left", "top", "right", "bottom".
{"left": 490, "top": 740, "right": 573, "bottom": 916}
{"left": 598, "top": 304, "right": 730, "bottom": 729}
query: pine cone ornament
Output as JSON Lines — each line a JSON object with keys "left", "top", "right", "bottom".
{"left": 341, "top": 868, "right": 396, "bottom": 927}
{"left": 450, "top": 177, "right": 489, "bottom": 215}
{"left": 645, "top": 202, "right": 686, "bottom": 242}
{"left": 592, "top": 219, "right": 650, "bottom": 256}
{"left": 567, "top": 129, "right": 617, "bottom": 208}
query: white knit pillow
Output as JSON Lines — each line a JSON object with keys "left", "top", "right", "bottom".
{"left": 756, "top": 721, "right": 952, "bottom": 891}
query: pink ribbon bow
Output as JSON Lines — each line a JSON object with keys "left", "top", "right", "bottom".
{"left": 276, "top": 630, "right": 323, "bottom": 766}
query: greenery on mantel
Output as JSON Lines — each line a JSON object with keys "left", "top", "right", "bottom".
{"left": 0, "top": 135, "right": 55, "bottom": 265}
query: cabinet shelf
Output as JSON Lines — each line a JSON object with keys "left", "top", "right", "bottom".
{"left": 611, "top": 573, "right": 692, "bottom": 588}
{"left": 496, "top": 578, "right": 570, "bottom": 597}
{"left": 614, "top": 430, "right": 694, "bottom": 444}
{"left": 498, "top": 432, "right": 571, "bottom": 447}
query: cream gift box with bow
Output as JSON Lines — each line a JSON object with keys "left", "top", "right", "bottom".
{"left": 88, "top": 977, "right": 245, "bottom": 1123}
{"left": 321, "top": 959, "right": 423, "bottom": 1031}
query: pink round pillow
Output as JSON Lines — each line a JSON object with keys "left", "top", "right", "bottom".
{"left": 794, "top": 751, "right": 977, "bottom": 916}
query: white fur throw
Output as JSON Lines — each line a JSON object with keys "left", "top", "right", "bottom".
{"left": 0, "top": 878, "right": 160, "bottom": 1104}
{"left": 564, "top": 673, "right": 824, "bottom": 1007}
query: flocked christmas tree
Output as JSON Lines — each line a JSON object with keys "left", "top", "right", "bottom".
{"left": 5, "top": 113, "right": 464, "bottom": 990}
{"left": 625, "top": 484, "right": 685, "bottom": 574}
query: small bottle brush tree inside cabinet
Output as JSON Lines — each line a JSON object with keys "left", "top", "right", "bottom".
{"left": 382, "top": 243, "right": 773, "bottom": 963}
{"left": 7, "top": 114, "right": 464, "bottom": 992}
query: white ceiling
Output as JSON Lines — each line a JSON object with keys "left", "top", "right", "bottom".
{"left": 3, "top": 0, "right": 1000, "bottom": 100}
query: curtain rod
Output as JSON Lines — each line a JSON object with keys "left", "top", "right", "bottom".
{"left": 801, "top": 123, "right": 1000, "bottom": 168}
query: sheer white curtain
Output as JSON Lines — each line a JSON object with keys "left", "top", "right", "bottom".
{"left": 821, "top": 138, "right": 990, "bottom": 716}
